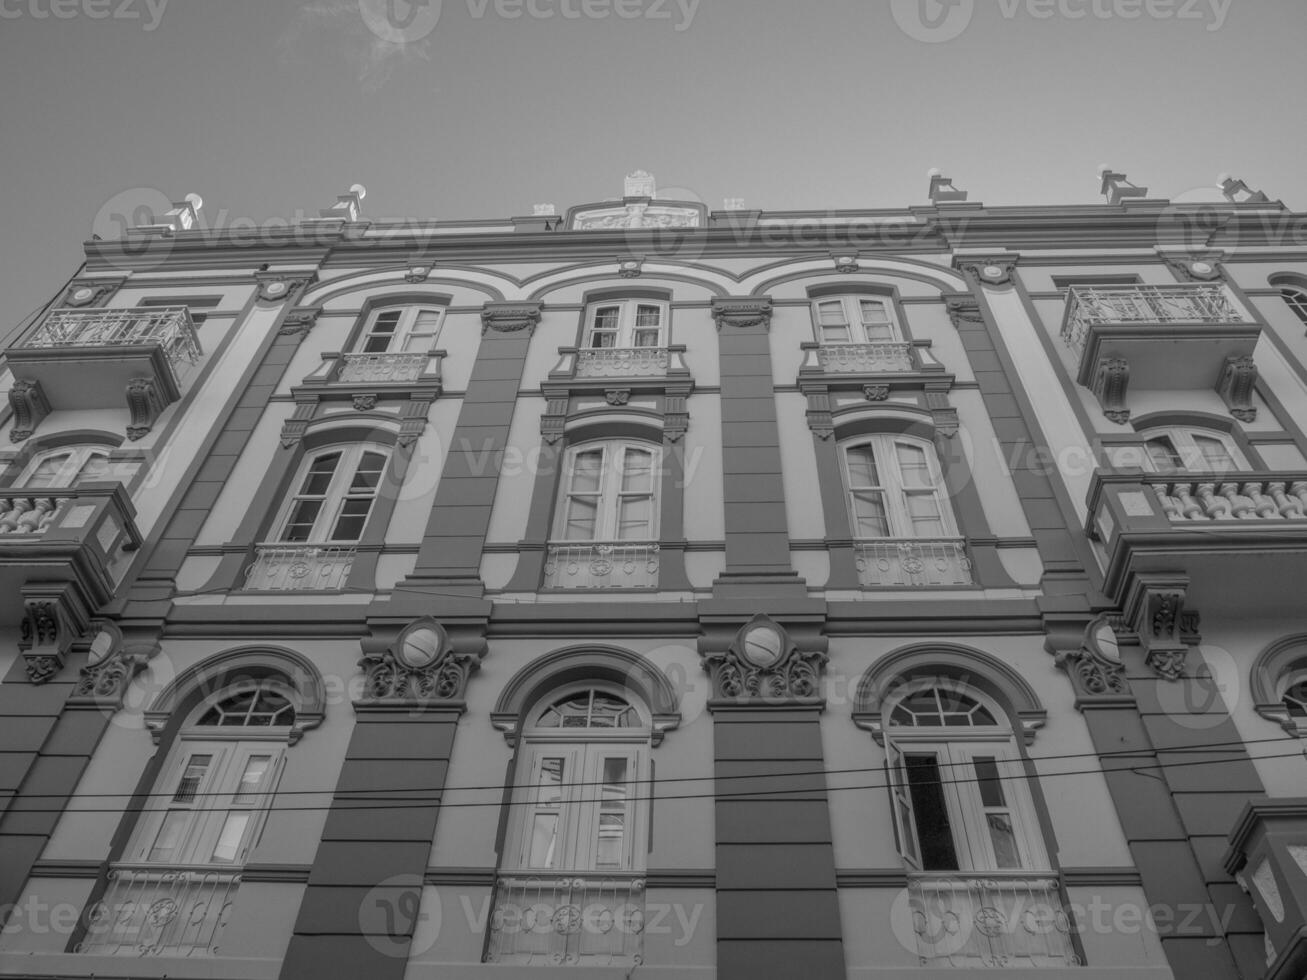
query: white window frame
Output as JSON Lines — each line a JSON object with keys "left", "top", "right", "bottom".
{"left": 885, "top": 685, "right": 1050, "bottom": 874}
{"left": 841, "top": 434, "right": 956, "bottom": 539}
{"left": 356, "top": 306, "right": 445, "bottom": 355}
{"left": 811, "top": 294, "right": 901, "bottom": 344}
{"left": 1139, "top": 426, "right": 1246, "bottom": 474}
{"left": 1280, "top": 286, "right": 1307, "bottom": 327}
{"left": 583, "top": 299, "right": 668, "bottom": 350}
{"left": 271, "top": 444, "right": 390, "bottom": 544}
{"left": 553, "top": 441, "right": 661, "bottom": 543}
{"left": 503, "top": 683, "right": 651, "bottom": 876}
{"left": 13, "top": 446, "right": 111, "bottom": 489}
{"left": 128, "top": 690, "right": 291, "bottom": 869}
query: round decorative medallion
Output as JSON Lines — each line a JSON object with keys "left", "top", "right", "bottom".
{"left": 264, "top": 281, "right": 288, "bottom": 298}
{"left": 398, "top": 626, "right": 441, "bottom": 669}
{"left": 1189, "top": 260, "right": 1215, "bottom": 277}
{"left": 71, "top": 287, "right": 96, "bottom": 304}
{"left": 982, "top": 264, "right": 1005, "bottom": 281}
{"left": 87, "top": 629, "right": 116, "bottom": 667}
{"left": 974, "top": 906, "right": 1007, "bottom": 938}
{"left": 741, "top": 625, "right": 784, "bottom": 668}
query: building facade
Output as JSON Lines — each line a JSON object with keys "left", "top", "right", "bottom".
{"left": 1, "top": 170, "right": 1307, "bottom": 979}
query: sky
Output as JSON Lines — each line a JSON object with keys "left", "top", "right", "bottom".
{"left": 1, "top": 0, "right": 1304, "bottom": 331}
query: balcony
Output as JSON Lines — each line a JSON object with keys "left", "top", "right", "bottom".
{"left": 906, "top": 873, "right": 1078, "bottom": 968}
{"left": 484, "top": 873, "right": 645, "bottom": 966}
{"left": 5, "top": 307, "right": 201, "bottom": 440}
{"left": 243, "top": 544, "right": 356, "bottom": 591}
{"left": 854, "top": 538, "right": 973, "bottom": 588}
{"left": 300, "top": 349, "right": 445, "bottom": 390}
{"left": 801, "top": 341, "right": 918, "bottom": 375}
{"left": 1088, "top": 471, "right": 1307, "bottom": 616}
{"left": 543, "top": 541, "right": 659, "bottom": 590}
{"left": 1225, "top": 799, "right": 1307, "bottom": 980}
{"left": 551, "top": 345, "right": 689, "bottom": 382}
{"left": 1060, "top": 284, "right": 1259, "bottom": 393}
{"left": 0, "top": 482, "right": 140, "bottom": 626}
{"left": 78, "top": 865, "right": 239, "bottom": 957}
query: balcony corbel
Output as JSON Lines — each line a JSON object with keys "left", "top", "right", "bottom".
{"left": 1217, "top": 354, "right": 1259, "bottom": 422}
{"left": 7, "top": 379, "right": 51, "bottom": 442}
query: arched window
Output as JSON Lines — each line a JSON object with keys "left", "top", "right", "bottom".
{"left": 1140, "top": 426, "right": 1245, "bottom": 474}
{"left": 488, "top": 682, "right": 649, "bottom": 965}
{"left": 13, "top": 446, "right": 110, "bottom": 489}
{"left": 584, "top": 299, "right": 666, "bottom": 349}
{"left": 272, "top": 444, "right": 389, "bottom": 544}
{"left": 885, "top": 683, "right": 1047, "bottom": 874}
{"left": 355, "top": 305, "right": 444, "bottom": 354}
{"left": 812, "top": 294, "right": 900, "bottom": 344}
{"left": 1279, "top": 285, "right": 1307, "bottom": 328}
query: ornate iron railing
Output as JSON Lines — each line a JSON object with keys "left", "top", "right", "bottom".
{"left": 543, "top": 541, "right": 659, "bottom": 589}
{"left": 906, "top": 873, "right": 1077, "bottom": 968}
{"left": 1148, "top": 478, "right": 1307, "bottom": 522}
{"left": 816, "top": 342, "right": 913, "bottom": 373}
{"left": 0, "top": 492, "right": 70, "bottom": 534}
{"left": 1062, "top": 284, "right": 1248, "bottom": 353}
{"left": 574, "top": 347, "right": 671, "bottom": 378}
{"left": 338, "top": 351, "right": 429, "bottom": 384}
{"left": 243, "top": 544, "right": 356, "bottom": 591}
{"left": 24, "top": 307, "right": 201, "bottom": 371}
{"left": 485, "top": 874, "right": 645, "bottom": 966}
{"left": 854, "top": 538, "right": 972, "bottom": 587}
{"left": 78, "top": 866, "right": 239, "bottom": 957}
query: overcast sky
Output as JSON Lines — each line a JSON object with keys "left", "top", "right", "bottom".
{"left": 1, "top": 0, "right": 1304, "bottom": 330}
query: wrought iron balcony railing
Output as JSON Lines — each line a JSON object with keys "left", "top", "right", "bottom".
{"left": 78, "top": 865, "right": 239, "bottom": 957}
{"left": 338, "top": 351, "right": 430, "bottom": 384}
{"left": 485, "top": 873, "right": 645, "bottom": 966}
{"left": 1061, "top": 284, "right": 1250, "bottom": 354}
{"left": 543, "top": 541, "right": 659, "bottom": 589}
{"left": 853, "top": 538, "right": 973, "bottom": 587}
{"left": 575, "top": 346, "right": 671, "bottom": 378}
{"left": 814, "top": 342, "right": 914, "bottom": 373}
{"left": 906, "top": 873, "right": 1078, "bottom": 968}
{"left": 243, "top": 544, "right": 356, "bottom": 591}
{"left": 21, "top": 307, "right": 201, "bottom": 372}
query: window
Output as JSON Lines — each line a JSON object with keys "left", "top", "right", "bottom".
{"left": 812, "top": 295, "right": 899, "bottom": 344}
{"left": 885, "top": 685, "right": 1047, "bottom": 874}
{"left": 1280, "top": 286, "right": 1307, "bottom": 328}
{"left": 357, "top": 306, "right": 444, "bottom": 354}
{"left": 555, "top": 441, "right": 659, "bottom": 543}
{"left": 584, "top": 300, "right": 666, "bottom": 349}
{"left": 273, "top": 445, "right": 389, "bottom": 544}
{"left": 842, "top": 435, "right": 954, "bottom": 539}
{"left": 13, "top": 446, "right": 110, "bottom": 489}
{"left": 488, "top": 684, "right": 649, "bottom": 964}
{"left": 1140, "top": 427, "right": 1245, "bottom": 474}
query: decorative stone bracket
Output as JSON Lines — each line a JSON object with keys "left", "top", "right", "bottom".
{"left": 19, "top": 582, "right": 92, "bottom": 685}
{"left": 278, "top": 306, "right": 323, "bottom": 339}
{"left": 255, "top": 273, "right": 314, "bottom": 304}
{"left": 63, "top": 278, "right": 127, "bottom": 308}
{"left": 957, "top": 256, "right": 1018, "bottom": 287}
{"left": 125, "top": 377, "right": 167, "bottom": 441}
{"left": 481, "top": 301, "right": 543, "bottom": 336}
{"left": 1092, "top": 356, "right": 1131, "bottom": 425}
{"left": 1124, "top": 576, "right": 1201, "bottom": 681}
{"left": 699, "top": 613, "right": 828, "bottom": 704}
{"left": 357, "top": 617, "right": 486, "bottom": 708}
{"left": 1216, "top": 354, "right": 1259, "bottom": 423}
{"left": 945, "top": 294, "right": 985, "bottom": 330}
{"left": 8, "top": 378, "right": 51, "bottom": 442}
{"left": 70, "top": 622, "right": 157, "bottom": 706}
{"left": 1050, "top": 616, "right": 1132, "bottom": 705}
{"left": 710, "top": 296, "right": 773, "bottom": 331}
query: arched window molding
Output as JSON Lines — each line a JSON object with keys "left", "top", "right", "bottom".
{"left": 852, "top": 644, "right": 1047, "bottom": 745}
{"left": 491, "top": 645, "right": 681, "bottom": 746}
{"left": 1251, "top": 635, "right": 1307, "bottom": 735}
{"left": 1269, "top": 275, "right": 1307, "bottom": 330}
{"left": 143, "top": 646, "right": 327, "bottom": 745}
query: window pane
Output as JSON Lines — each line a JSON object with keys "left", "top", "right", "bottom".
{"left": 987, "top": 812, "right": 1022, "bottom": 869}
{"left": 1194, "top": 436, "right": 1235, "bottom": 472}
{"left": 76, "top": 454, "right": 111, "bottom": 483}
{"left": 633, "top": 328, "right": 660, "bottom": 347}
{"left": 621, "top": 450, "right": 654, "bottom": 493}
{"left": 173, "top": 755, "right": 212, "bottom": 803}
{"left": 149, "top": 811, "right": 189, "bottom": 863}
{"left": 536, "top": 758, "right": 565, "bottom": 806}
{"left": 281, "top": 500, "right": 322, "bottom": 542}
{"left": 846, "top": 447, "right": 880, "bottom": 488}
{"left": 895, "top": 443, "right": 932, "bottom": 489}
{"left": 233, "top": 756, "right": 271, "bottom": 804}
{"left": 851, "top": 491, "right": 889, "bottom": 537}
{"left": 349, "top": 453, "right": 386, "bottom": 491}
{"left": 974, "top": 757, "right": 1005, "bottom": 808}
{"left": 860, "top": 299, "right": 891, "bottom": 322}
{"left": 634, "top": 305, "right": 661, "bottom": 327}
{"left": 905, "top": 492, "right": 945, "bottom": 536}
{"left": 25, "top": 454, "right": 72, "bottom": 489}
{"left": 1145, "top": 437, "right": 1182, "bottom": 472}
{"left": 563, "top": 497, "right": 598, "bottom": 540}
{"left": 602, "top": 757, "right": 629, "bottom": 797}
{"left": 816, "top": 301, "right": 846, "bottom": 324}
{"left": 300, "top": 454, "right": 340, "bottom": 495}
{"left": 371, "top": 311, "right": 401, "bottom": 334}
{"left": 570, "top": 451, "right": 604, "bottom": 494}
{"left": 596, "top": 813, "right": 625, "bottom": 867}
{"left": 617, "top": 497, "right": 653, "bottom": 539}
{"left": 331, "top": 498, "right": 373, "bottom": 541}
{"left": 211, "top": 812, "right": 250, "bottom": 864}
{"left": 528, "top": 814, "right": 560, "bottom": 868}
{"left": 593, "top": 307, "right": 620, "bottom": 331}
{"left": 904, "top": 755, "right": 958, "bottom": 871}
{"left": 590, "top": 331, "right": 616, "bottom": 348}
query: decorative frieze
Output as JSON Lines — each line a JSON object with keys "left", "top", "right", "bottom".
{"left": 957, "top": 256, "right": 1018, "bottom": 287}
{"left": 863, "top": 384, "right": 891, "bottom": 401}
{"left": 710, "top": 296, "right": 773, "bottom": 331}
{"left": 700, "top": 614, "right": 828, "bottom": 704}
{"left": 481, "top": 301, "right": 543, "bottom": 336}
{"left": 255, "top": 273, "right": 314, "bottom": 304}
{"left": 357, "top": 618, "right": 484, "bottom": 706}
